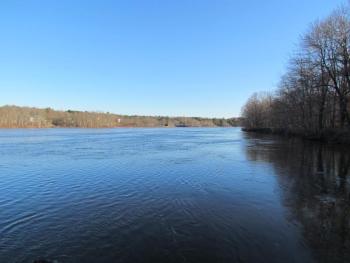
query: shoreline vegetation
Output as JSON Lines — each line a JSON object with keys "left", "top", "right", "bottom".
{"left": 242, "top": 127, "right": 350, "bottom": 144}
{"left": 241, "top": 6, "right": 350, "bottom": 144}
{"left": 0, "top": 105, "right": 241, "bottom": 128}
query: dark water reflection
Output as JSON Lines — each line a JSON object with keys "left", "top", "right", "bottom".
{"left": 244, "top": 132, "right": 350, "bottom": 263}
{"left": 0, "top": 128, "right": 349, "bottom": 263}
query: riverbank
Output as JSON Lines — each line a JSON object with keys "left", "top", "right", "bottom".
{"left": 242, "top": 127, "right": 350, "bottom": 144}
{"left": 0, "top": 105, "right": 242, "bottom": 128}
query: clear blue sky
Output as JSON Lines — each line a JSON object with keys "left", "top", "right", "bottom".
{"left": 0, "top": 0, "right": 346, "bottom": 117}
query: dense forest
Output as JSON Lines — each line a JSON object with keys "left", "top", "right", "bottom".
{"left": 242, "top": 6, "right": 350, "bottom": 142}
{"left": 0, "top": 105, "right": 241, "bottom": 128}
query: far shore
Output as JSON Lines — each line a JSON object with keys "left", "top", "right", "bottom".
{"left": 0, "top": 126, "right": 239, "bottom": 129}
{"left": 0, "top": 105, "right": 242, "bottom": 129}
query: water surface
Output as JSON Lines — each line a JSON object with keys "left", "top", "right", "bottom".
{"left": 0, "top": 128, "right": 349, "bottom": 262}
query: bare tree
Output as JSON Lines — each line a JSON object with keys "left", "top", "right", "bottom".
{"left": 242, "top": 6, "right": 350, "bottom": 135}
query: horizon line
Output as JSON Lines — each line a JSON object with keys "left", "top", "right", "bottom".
{"left": 0, "top": 104, "right": 241, "bottom": 120}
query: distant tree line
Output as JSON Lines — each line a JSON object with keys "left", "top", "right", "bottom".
{"left": 0, "top": 105, "right": 241, "bottom": 128}
{"left": 242, "top": 6, "right": 350, "bottom": 140}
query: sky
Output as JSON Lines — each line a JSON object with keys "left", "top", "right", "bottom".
{"left": 0, "top": 0, "right": 346, "bottom": 118}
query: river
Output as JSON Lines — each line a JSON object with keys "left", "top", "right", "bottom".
{"left": 0, "top": 128, "right": 349, "bottom": 262}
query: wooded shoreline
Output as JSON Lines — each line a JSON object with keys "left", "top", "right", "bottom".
{"left": 241, "top": 6, "right": 350, "bottom": 144}
{"left": 0, "top": 105, "right": 241, "bottom": 128}
{"left": 242, "top": 127, "right": 350, "bottom": 144}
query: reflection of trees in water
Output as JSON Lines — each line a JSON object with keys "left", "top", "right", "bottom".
{"left": 244, "top": 133, "right": 350, "bottom": 263}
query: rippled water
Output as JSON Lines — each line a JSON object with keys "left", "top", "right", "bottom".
{"left": 0, "top": 128, "right": 349, "bottom": 263}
